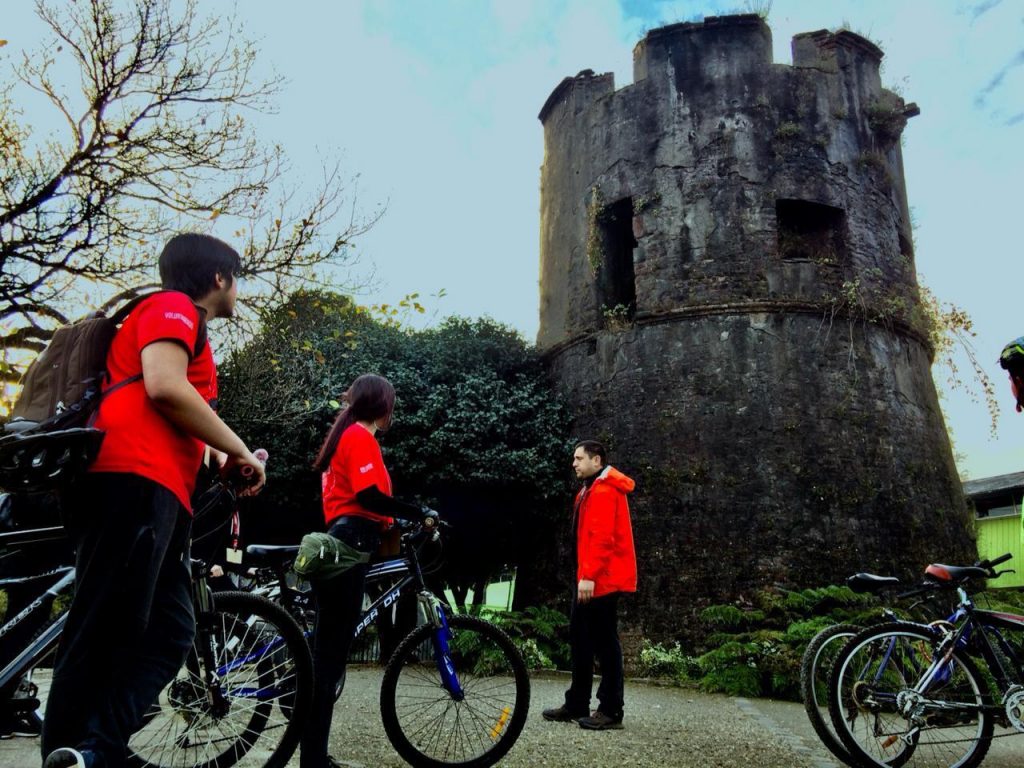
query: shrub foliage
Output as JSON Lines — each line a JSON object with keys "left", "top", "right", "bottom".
{"left": 217, "top": 290, "right": 572, "bottom": 598}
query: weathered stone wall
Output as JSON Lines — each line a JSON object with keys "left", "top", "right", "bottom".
{"left": 536, "top": 15, "right": 973, "bottom": 642}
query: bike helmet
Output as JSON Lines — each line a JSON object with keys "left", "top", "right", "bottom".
{"left": 998, "top": 337, "right": 1024, "bottom": 372}
{"left": 0, "top": 428, "right": 105, "bottom": 493}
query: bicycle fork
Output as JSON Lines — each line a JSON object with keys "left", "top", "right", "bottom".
{"left": 419, "top": 592, "right": 465, "bottom": 701}
{"left": 192, "top": 564, "right": 231, "bottom": 719}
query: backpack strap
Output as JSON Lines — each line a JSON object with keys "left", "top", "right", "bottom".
{"left": 95, "top": 291, "right": 209, "bottom": 410}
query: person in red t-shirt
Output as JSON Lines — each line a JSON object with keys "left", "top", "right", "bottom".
{"left": 42, "top": 234, "right": 266, "bottom": 768}
{"left": 300, "top": 374, "right": 422, "bottom": 768}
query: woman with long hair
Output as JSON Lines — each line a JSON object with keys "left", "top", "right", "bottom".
{"left": 300, "top": 374, "right": 422, "bottom": 768}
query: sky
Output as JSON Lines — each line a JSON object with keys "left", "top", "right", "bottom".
{"left": 4, "top": 0, "right": 1023, "bottom": 481}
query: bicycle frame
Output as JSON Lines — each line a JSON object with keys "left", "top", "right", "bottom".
{"left": 881, "top": 585, "right": 1024, "bottom": 727}
{"left": 355, "top": 555, "right": 466, "bottom": 698}
{"left": 256, "top": 534, "right": 468, "bottom": 700}
{"left": 0, "top": 526, "right": 75, "bottom": 693}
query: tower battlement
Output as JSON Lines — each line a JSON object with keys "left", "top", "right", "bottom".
{"left": 632, "top": 14, "right": 772, "bottom": 85}
{"left": 538, "top": 14, "right": 919, "bottom": 348}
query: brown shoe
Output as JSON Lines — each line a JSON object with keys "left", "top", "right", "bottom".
{"left": 542, "top": 705, "right": 587, "bottom": 722}
{"left": 579, "top": 711, "right": 623, "bottom": 730}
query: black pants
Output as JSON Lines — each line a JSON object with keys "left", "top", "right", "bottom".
{"left": 564, "top": 592, "right": 624, "bottom": 718}
{"left": 41, "top": 474, "right": 195, "bottom": 768}
{"left": 299, "top": 516, "right": 379, "bottom": 768}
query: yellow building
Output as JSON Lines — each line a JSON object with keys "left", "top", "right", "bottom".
{"left": 965, "top": 471, "right": 1024, "bottom": 589}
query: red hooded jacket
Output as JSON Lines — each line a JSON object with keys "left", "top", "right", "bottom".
{"left": 575, "top": 466, "right": 637, "bottom": 598}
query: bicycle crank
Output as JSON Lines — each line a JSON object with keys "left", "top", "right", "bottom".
{"left": 1004, "top": 685, "right": 1024, "bottom": 732}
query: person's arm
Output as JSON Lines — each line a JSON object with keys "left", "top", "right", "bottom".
{"left": 355, "top": 485, "right": 422, "bottom": 519}
{"left": 141, "top": 341, "right": 265, "bottom": 494}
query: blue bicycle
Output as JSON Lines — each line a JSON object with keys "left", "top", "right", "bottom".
{"left": 244, "top": 513, "right": 531, "bottom": 768}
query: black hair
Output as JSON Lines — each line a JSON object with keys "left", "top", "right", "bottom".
{"left": 158, "top": 233, "right": 241, "bottom": 300}
{"left": 313, "top": 374, "right": 396, "bottom": 473}
{"left": 574, "top": 440, "right": 607, "bottom": 465}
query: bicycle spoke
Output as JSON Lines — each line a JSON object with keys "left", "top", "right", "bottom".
{"left": 830, "top": 624, "right": 993, "bottom": 768}
{"left": 382, "top": 615, "right": 529, "bottom": 766}
{"left": 127, "top": 592, "right": 312, "bottom": 768}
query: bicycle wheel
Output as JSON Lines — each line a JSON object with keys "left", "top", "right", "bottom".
{"left": 126, "top": 591, "right": 313, "bottom": 768}
{"left": 828, "top": 622, "right": 993, "bottom": 768}
{"left": 799, "top": 623, "right": 859, "bottom": 765}
{"left": 380, "top": 614, "right": 530, "bottom": 768}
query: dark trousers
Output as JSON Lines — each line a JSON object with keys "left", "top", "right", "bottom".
{"left": 41, "top": 474, "right": 195, "bottom": 768}
{"left": 564, "top": 592, "right": 624, "bottom": 718}
{"left": 300, "top": 516, "right": 379, "bottom": 768}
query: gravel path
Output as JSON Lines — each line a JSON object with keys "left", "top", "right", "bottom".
{"left": 321, "top": 669, "right": 828, "bottom": 768}
{"left": 6, "top": 668, "right": 1023, "bottom": 767}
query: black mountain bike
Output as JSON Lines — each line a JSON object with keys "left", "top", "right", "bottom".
{"left": 800, "top": 569, "right": 955, "bottom": 766}
{"left": 828, "top": 553, "right": 1024, "bottom": 768}
{"left": 0, "top": 479, "right": 314, "bottom": 768}
{"left": 243, "top": 513, "right": 531, "bottom": 768}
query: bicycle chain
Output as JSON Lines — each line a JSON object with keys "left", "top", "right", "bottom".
{"left": 876, "top": 727, "right": 1024, "bottom": 746}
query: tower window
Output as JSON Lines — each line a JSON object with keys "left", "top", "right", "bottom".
{"left": 776, "top": 199, "right": 846, "bottom": 264}
{"left": 596, "top": 197, "right": 637, "bottom": 326}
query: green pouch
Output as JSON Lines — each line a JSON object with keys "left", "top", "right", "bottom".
{"left": 293, "top": 532, "right": 370, "bottom": 581}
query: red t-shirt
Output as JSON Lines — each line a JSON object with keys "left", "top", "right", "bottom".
{"left": 90, "top": 292, "right": 217, "bottom": 512}
{"left": 322, "top": 422, "right": 393, "bottom": 527}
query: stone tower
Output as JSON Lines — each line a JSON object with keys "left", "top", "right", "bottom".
{"left": 537, "top": 15, "right": 974, "bottom": 640}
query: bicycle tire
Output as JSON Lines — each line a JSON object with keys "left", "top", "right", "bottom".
{"left": 828, "top": 622, "right": 993, "bottom": 768}
{"left": 799, "top": 622, "right": 859, "bottom": 765}
{"left": 126, "top": 590, "right": 313, "bottom": 768}
{"left": 380, "top": 614, "right": 530, "bottom": 768}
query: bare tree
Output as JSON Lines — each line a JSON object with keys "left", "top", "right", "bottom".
{"left": 0, "top": 0, "right": 381, "bottom": 384}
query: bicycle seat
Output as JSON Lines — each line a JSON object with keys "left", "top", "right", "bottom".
{"left": 245, "top": 544, "right": 300, "bottom": 567}
{"left": 924, "top": 563, "right": 989, "bottom": 582}
{"left": 847, "top": 572, "right": 900, "bottom": 593}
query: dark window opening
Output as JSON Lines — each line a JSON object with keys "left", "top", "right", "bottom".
{"left": 776, "top": 199, "right": 846, "bottom": 264}
{"left": 976, "top": 502, "right": 1019, "bottom": 519}
{"left": 597, "top": 197, "right": 637, "bottom": 327}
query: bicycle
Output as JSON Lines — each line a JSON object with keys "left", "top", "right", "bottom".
{"left": 242, "top": 512, "right": 531, "bottom": 768}
{"left": 0, "top": 475, "right": 314, "bottom": 768}
{"left": 827, "top": 553, "right": 1024, "bottom": 768}
{"left": 799, "top": 572, "right": 900, "bottom": 766}
{"left": 800, "top": 570, "right": 957, "bottom": 766}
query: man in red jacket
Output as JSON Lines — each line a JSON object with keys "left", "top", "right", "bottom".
{"left": 543, "top": 440, "right": 637, "bottom": 730}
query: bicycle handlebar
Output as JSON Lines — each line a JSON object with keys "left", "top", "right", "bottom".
{"left": 978, "top": 552, "right": 1013, "bottom": 570}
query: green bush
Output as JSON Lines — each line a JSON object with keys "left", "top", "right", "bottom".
{"left": 640, "top": 585, "right": 1024, "bottom": 701}
{"left": 638, "top": 581, "right": 916, "bottom": 700}
{"left": 216, "top": 290, "right": 572, "bottom": 594}
{"left": 480, "top": 605, "right": 571, "bottom": 671}
{"left": 637, "top": 640, "right": 700, "bottom": 681}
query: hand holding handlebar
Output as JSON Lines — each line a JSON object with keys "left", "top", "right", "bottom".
{"left": 228, "top": 448, "right": 267, "bottom": 496}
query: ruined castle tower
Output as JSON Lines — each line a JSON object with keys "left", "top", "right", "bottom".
{"left": 537, "top": 15, "right": 974, "bottom": 639}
